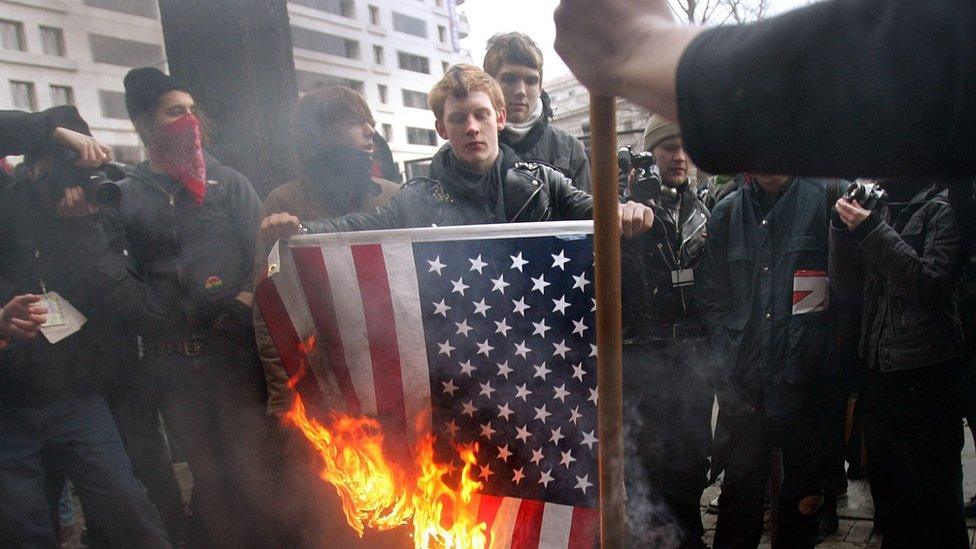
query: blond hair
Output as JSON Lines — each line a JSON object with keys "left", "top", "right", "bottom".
{"left": 428, "top": 64, "right": 506, "bottom": 121}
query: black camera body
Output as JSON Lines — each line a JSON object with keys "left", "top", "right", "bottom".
{"left": 845, "top": 179, "right": 888, "bottom": 211}
{"left": 618, "top": 147, "right": 663, "bottom": 204}
{"left": 49, "top": 147, "right": 122, "bottom": 208}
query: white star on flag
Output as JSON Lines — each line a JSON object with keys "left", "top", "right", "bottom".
{"left": 458, "top": 359, "right": 476, "bottom": 377}
{"left": 445, "top": 419, "right": 460, "bottom": 437}
{"left": 479, "top": 422, "right": 496, "bottom": 439}
{"left": 588, "top": 387, "right": 599, "bottom": 405}
{"left": 531, "top": 274, "right": 551, "bottom": 294}
{"left": 497, "top": 444, "right": 513, "bottom": 463}
{"left": 581, "top": 430, "right": 598, "bottom": 450}
{"left": 551, "top": 249, "right": 570, "bottom": 270}
{"left": 549, "top": 426, "right": 565, "bottom": 445}
{"left": 553, "top": 384, "right": 570, "bottom": 402}
{"left": 569, "top": 406, "right": 583, "bottom": 425}
{"left": 531, "top": 319, "right": 551, "bottom": 338}
{"left": 533, "top": 362, "right": 552, "bottom": 380}
{"left": 478, "top": 380, "right": 496, "bottom": 398}
{"left": 552, "top": 295, "right": 571, "bottom": 315}
{"left": 574, "top": 474, "right": 592, "bottom": 494}
{"left": 494, "top": 318, "right": 512, "bottom": 337}
{"left": 514, "top": 341, "right": 531, "bottom": 358}
{"left": 560, "top": 450, "right": 576, "bottom": 469}
{"left": 497, "top": 402, "right": 514, "bottom": 420}
{"left": 530, "top": 448, "right": 545, "bottom": 465}
{"left": 441, "top": 379, "right": 459, "bottom": 396}
{"left": 512, "top": 467, "right": 525, "bottom": 485}
{"left": 450, "top": 277, "right": 469, "bottom": 296}
{"left": 427, "top": 256, "right": 446, "bottom": 275}
{"left": 476, "top": 339, "right": 494, "bottom": 357}
{"left": 539, "top": 469, "right": 554, "bottom": 488}
{"left": 491, "top": 275, "right": 510, "bottom": 294}
{"left": 433, "top": 299, "right": 451, "bottom": 317}
{"left": 512, "top": 297, "right": 531, "bottom": 316}
{"left": 572, "top": 272, "right": 590, "bottom": 291}
{"left": 479, "top": 464, "right": 493, "bottom": 481}
{"left": 515, "top": 383, "right": 532, "bottom": 402}
{"left": 469, "top": 255, "right": 488, "bottom": 274}
{"left": 437, "top": 339, "right": 455, "bottom": 356}
{"left": 461, "top": 401, "right": 477, "bottom": 417}
{"left": 553, "top": 340, "right": 571, "bottom": 358}
{"left": 534, "top": 404, "right": 552, "bottom": 423}
{"left": 571, "top": 363, "right": 586, "bottom": 381}
{"left": 496, "top": 361, "right": 513, "bottom": 379}
{"left": 510, "top": 252, "right": 528, "bottom": 272}
{"left": 572, "top": 318, "right": 588, "bottom": 336}
{"left": 515, "top": 425, "right": 532, "bottom": 443}
{"left": 472, "top": 298, "right": 492, "bottom": 316}
{"left": 455, "top": 319, "right": 473, "bottom": 337}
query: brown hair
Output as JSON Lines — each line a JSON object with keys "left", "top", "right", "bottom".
{"left": 428, "top": 64, "right": 506, "bottom": 121}
{"left": 133, "top": 92, "right": 213, "bottom": 148}
{"left": 293, "top": 86, "right": 375, "bottom": 159}
{"left": 483, "top": 32, "right": 544, "bottom": 81}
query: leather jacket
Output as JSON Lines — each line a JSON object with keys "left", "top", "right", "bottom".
{"left": 304, "top": 144, "right": 593, "bottom": 233}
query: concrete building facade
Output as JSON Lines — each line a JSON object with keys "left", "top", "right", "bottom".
{"left": 545, "top": 72, "right": 651, "bottom": 145}
{"left": 0, "top": 0, "right": 470, "bottom": 167}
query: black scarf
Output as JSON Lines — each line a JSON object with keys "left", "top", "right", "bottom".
{"left": 302, "top": 145, "right": 377, "bottom": 216}
{"left": 430, "top": 145, "right": 519, "bottom": 223}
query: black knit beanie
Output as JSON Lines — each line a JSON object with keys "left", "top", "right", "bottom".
{"left": 123, "top": 67, "right": 190, "bottom": 121}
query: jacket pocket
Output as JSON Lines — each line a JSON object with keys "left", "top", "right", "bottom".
{"left": 784, "top": 309, "right": 830, "bottom": 384}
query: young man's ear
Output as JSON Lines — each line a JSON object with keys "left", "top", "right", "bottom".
{"left": 435, "top": 119, "right": 448, "bottom": 140}
{"left": 496, "top": 106, "right": 507, "bottom": 132}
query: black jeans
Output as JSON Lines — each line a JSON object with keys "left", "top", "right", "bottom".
{"left": 131, "top": 334, "right": 286, "bottom": 548}
{"left": 711, "top": 385, "right": 823, "bottom": 549}
{"left": 863, "top": 362, "right": 968, "bottom": 549}
{"left": 623, "top": 338, "right": 714, "bottom": 548}
{"left": 0, "top": 394, "right": 170, "bottom": 547}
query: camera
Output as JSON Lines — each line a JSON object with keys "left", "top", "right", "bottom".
{"left": 48, "top": 147, "right": 122, "bottom": 208}
{"left": 844, "top": 179, "right": 887, "bottom": 211}
{"left": 618, "top": 147, "right": 663, "bottom": 204}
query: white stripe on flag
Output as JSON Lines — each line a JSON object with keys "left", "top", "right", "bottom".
{"left": 272, "top": 245, "right": 316, "bottom": 340}
{"left": 538, "top": 503, "right": 574, "bottom": 548}
{"left": 488, "top": 497, "right": 522, "bottom": 549}
{"left": 320, "top": 242, "right": 378, "bottom": 416}
{"left": 382, "top": 239, "right": 433, "bottom": 435}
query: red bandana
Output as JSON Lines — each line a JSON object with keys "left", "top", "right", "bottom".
{"left": 148, "top": 114, "right": 206, "bottom": 205}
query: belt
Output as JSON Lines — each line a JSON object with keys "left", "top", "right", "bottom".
{"left": 144, "top": 339, "right": 206, "bottom": 357}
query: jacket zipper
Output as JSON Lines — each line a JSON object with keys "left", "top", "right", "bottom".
{"left": 134, "top": 174, "right": 187, "bottom": 326}
{"left": 510, "top": 180, "right": 545, "bottom": 222}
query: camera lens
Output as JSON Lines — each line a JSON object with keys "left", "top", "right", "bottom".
{"left": 845, "top": 183, "right": 865, "bottom": 202}
{"left": 93, "top": 180, "right": 122, "bottom": 207}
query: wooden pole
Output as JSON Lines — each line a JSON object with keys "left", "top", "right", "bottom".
{"left": 592, "top": 94, "right": 625, "bottom": 548}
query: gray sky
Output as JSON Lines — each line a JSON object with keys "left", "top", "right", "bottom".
{"left": 459, "top": 0, "right": 811, "bottom": 82}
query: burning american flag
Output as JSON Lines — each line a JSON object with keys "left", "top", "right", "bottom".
{"left": 256, "top": 221, "right": 600, "bottom": 549}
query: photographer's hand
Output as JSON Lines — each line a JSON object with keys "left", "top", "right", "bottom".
{"left": 56, "top": 186, "right": 98, "bottom": 218}
{"left": 835, "top": 198, "right": 870, "bottom": 230}
{"left": 0, "top": 294, "right": 48, "bottom": 341}
{"left": 52, "top": 127, "right": 112, "bottom": 169}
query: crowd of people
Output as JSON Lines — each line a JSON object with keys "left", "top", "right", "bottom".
{"left": 1, "top": 6, "right": 974, "bottom": 549}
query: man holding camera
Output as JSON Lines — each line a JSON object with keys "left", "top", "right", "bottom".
{"left": 0, "top": 107, "right": 170, "bottom": 547}
{"left": 619, "top": 116, "right": 711, "bottom": 547}
{"left": 699, "top": 173, "right": 844, "bottom": 548}
{"left": 830, "top": 179, "right": 970, "bottom": 547}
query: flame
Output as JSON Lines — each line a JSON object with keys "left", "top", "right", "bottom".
{"left": 284, "top": 335, "right": 487, "bottom": 548}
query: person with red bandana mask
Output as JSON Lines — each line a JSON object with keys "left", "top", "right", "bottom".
{"left": 106, "top": 67, "right": 282, "bottom": 547}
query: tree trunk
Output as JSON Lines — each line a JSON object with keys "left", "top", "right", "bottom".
{"left": 158, "top": 0, "right": 298, "bottom": 197}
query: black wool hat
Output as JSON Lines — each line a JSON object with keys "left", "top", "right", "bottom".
{"left": 123, "top": 67, "right": 190, "bottom": 121}
{"left": 46, "top": 105, "right": 92, "bottom": 137}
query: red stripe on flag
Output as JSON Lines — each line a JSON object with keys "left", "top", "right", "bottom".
{"left": 291, "top": 246, "right": 361, "bottom": 414}
{"left": 511, "top": 499, "right": 545, "bottom": 548}
{"left": 254, "top": 277, "right": 325, "bottom": 406}
{"left": 567, "top": 507, "right": 600, "bottom": 549}
{"left": 351, "top": 244, "right": 408, "bottom": 435}
{"left": 476, "top": 494, "right": 505, "bottom": 544}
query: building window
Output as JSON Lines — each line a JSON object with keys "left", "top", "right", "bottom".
{"left": 295, "top": 70, "right": 363, "bottom": 94}
{"left": 111, "top": 145, "right": 145, "bottom": 165}
{"left": 392, "top": 12, "right": 427, "bottom": 38}
{"left": 368, "top": 5, "right": 379, "bottom": 24}
{"left": 98, "top": 90, "right": 129, "bottom": 119}
{"left": 0, "top": 20, "right": 25, "bottom": 51}
{"left": 437, "top": 25, "right": 446, "bottom": 43}
{"left": 378, "top": 84, "right": 388, "bottom": 104}
{"left": 89, "top": 34, "right": 164, "bottom": 67}
{"left": 50, "top": 85, "right": 74, "bottom": 106}
{"left": 10, "top": 81, "right": 36, "bottom": 111}
{"left": 373, "top": 45, "right": 384, "bottom": 65}
{"left": 291, "top": 26, "right": 360, "bottom": 59}
{"left": 382, "top": 123, "right": 393, "bottom": 143}
{"left": 442, "top": 61, "right": 450, "bottom": 74}
{"left": 402, "top": 89, "right": 429, "bottom": 110}
{"left": 290, "top": 0, "right": 355, "bottom": 17}
{"left": 407, "top": 127, "right": 437, "bottom": 146}
{"left": 83, "top": 0, "right": 158, "bottom": 19}
{"left": 397, "top": 51, "right": 429, "bottom": 74}
{"left": 40, "top": 26, "right": 66, "bottom": 57}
